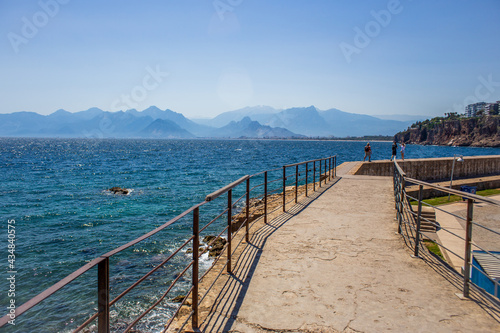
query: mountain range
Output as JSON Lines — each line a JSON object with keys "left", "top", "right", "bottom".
{"left": 0, "top": 105, "right": 415, "bottom": 139}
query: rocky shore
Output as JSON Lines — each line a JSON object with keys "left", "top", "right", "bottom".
{"left": 394, "top": 115, "right": 500, "bottom": 147}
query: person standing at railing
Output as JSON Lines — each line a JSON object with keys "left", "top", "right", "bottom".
{"left": 363, "top": 142, "right": 372, "bottom": 162}
{"left": 401, "top": 142, "right": 406, "bottom": 160}
{"left": 391, "top": 141, "right": 398, "bottom": 160}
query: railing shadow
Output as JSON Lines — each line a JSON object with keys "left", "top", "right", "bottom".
{"left": 198, "top": 178, "right": 340, "bottom": 332}
{"left": 417, "top": 244, "right": 500, "bottom": 323}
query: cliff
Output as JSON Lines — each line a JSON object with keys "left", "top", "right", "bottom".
{"left": 394, "top": 115, "right": 500, "bottom": 147}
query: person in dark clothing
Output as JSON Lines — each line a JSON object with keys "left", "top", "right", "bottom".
{"left": 363, "top": 142, "right": 372, "bottom": 162}
{"left": 391, "top": 141, "right": 398, "bottom": 160}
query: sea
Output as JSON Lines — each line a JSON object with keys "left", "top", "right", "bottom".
{"left": 1, "top": 138, "right": 500, "bottom": 332}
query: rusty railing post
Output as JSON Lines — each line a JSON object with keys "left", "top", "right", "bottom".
{"left": 324, "top": 158, "right": 327, "bottom": 185}
{"left": 264, "top": 171, "right": 268, "bottom": 224}
{"left": 227, "top": 189, "right": 232, "bottom": 274}
{"left": 319, "top": 160, "right": 322, "bottom": 188}
{"left": 192, "top": 207, "right": 199, "bottom": 330}
{"left": 295, "top": 164, "right": 298, "bottom": 203}
{"left": 334, "top": 156, "right": 337, "bottom": 178}
{"left": 398, "top": 175, "right": 405, "bottom": 235}
{"left": 305, "top": 162, "right": 308, "bottom": 197}
{"left": 463, "top": 198, "right": 474, "bottom": 298}
{"left": 97, "top": 257, "right": 110, "bottom": 333}
{"left": 414, "top": 185, "right": 423, "bottom": 258}
{"left": 283, "top": 166, "right": 286, "bottom": 212}
{"left": 329, "top": 157, "right": 331, "bottom": 180}
{"left": 313, "top": 161, "right": 316, "bottom": 191}
{"left": 246, "top": 178, "right": 250, "bottom": 243}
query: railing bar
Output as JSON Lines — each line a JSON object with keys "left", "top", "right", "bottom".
{"left": 405, "top": 177, "right": 500, "bottom": 206}
{"left": 162, "top": 285, "right": 195, "bottom": 333}
{"left": 247, "top": 206, "right": 262, "bottom": 219}
{"left": 267, "top": 177, "right": 284, "bottom": 185}
{"left": 73, "top": 313, "right": 98, "bottom": 333}
{"left": 435, "top": 226, "right": 467, "bottom": 242}
{"left": 264, "top": 196, "right": 281, "bottom": 205}
{"left": 233, "top": 192, "right": 246, "bottom": 207}
{"left": 250, "top": 167, "right": 282, "bottom": 177}
{"left": 250, "top": 183, "right": 263, "bottom": 192}
{"left": 199, "top": 226, "right": 229, "bottom": 257}
{"left": 198, "top": 225, "right": 232, "bottom": 280}
{"left": 104, "top": 202, "right": 207, "bottom": 257}
{"left": 199, "top": 208, "right": 230, "bottom": 234}
{"left": 266, "top": 187, "right": 283, "bottom": 196}
{"left": 124, "top": 261, "right": 194, "bottom": 332}
{"left": 471, "top": 221, "right": 500, "bottom": 236}
{"left": 231, "top": 233, "right": 247, "bottom": 259}
{"left": 110, "top": 236, "right": 194, "bottom": 306}
{"left": 170, "top": 310, "right": 194, "bottom": 333}
{"left": 198, "top": 260, "right": 229, "bottom": 309}
{"left": 0, "top": 257, "right": 104, "bottom": 326}
{"left": 267, "top": 204, "right": 284, "bottom": 216}
{"left": 430, "top": 206, "right": 468, "bottom": 221}
{"left": 283, "top": 156, "right": 336, "bottom": 168}
{"left": 205, "top": 175, "right": 249, "bottom": 202}
{"left": 467, "top": 243, "right": 500, "bottom": 260}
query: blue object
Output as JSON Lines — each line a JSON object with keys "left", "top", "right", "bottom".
{"left": 471, "top": 251, "right": 500, "bottom": 299}
{"left": 460, "top": 185, "right": 477, "bottom": 200}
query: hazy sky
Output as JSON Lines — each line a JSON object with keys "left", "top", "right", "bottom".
{"left": 1, "top": 0, "right": 499, "bottom": 119}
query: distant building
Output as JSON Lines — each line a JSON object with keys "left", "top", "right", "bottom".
{"left": 485, "top": 103, "right": 499, "bottom": 116}
{"left": 465, "top": 102, "right": 486, "bottom": 117}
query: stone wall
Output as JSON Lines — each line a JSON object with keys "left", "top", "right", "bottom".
{"left": 354, "top": 155, "right": 500, "bottom": 181}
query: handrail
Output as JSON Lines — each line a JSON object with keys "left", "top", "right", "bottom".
{"left": 103, "top": 201, "right": 207, "bottom": 257}
{"left": 404, "top": 177, "right": 500, "bottom": 206}
{"left": 1, "top": 154, "right": 338, "bottom": 332}
{"left": 0, "top": 257, "right": 105, "bottom": 327}
{"left": 393, "top": 159, "right": 500, "bottom": 301}
{"left": 205, "top": 175, "right": 249, "bottom": 201}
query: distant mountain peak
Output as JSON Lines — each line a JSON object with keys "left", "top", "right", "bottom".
{"left": 85, "top": 107, "right": 104, "bottom": 112}
{"left": 142, "top": 105, "right": 163, "bottom": 113}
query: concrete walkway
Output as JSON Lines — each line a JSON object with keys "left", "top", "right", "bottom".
{"left": 436, "top": 195, "right": 500, "bottom": 271}
{"left": 197, "top": 163, "right": 500, "bottom": 332}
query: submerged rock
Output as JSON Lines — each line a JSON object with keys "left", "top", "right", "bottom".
{"left": 108, "top": 187, "right": 130, "bottom": 195}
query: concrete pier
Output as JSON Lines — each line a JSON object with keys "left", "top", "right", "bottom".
{"left": 193, "top": 162, "right": 500, "bottom": 332}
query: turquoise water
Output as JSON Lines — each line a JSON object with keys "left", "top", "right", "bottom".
{"left": 1, "top": 138, "right": 499, "bottom": 332}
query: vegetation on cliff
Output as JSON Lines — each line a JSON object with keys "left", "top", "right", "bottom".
{"left": 394, "top": 114, "right": 500, "bottom": 147}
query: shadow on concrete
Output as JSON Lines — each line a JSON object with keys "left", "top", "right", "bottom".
{"left": 404, "top": 238, "right": 500, "bottom": 324}
{"left": 199, "top": 178, "right": 341, "bottom": 332}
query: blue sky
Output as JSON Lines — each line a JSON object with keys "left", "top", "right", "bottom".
{"left": 1, "top": 0, "right": 499, "bottom": 119}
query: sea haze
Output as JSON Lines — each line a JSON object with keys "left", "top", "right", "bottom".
{"left": 1, "top": 138, "right": 499, "bottom": 332}
{"left": 0, "top": 105, "right": 414, "bottom": 139}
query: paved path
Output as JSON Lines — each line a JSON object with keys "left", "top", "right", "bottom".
{"left": 436, "top": 195, "right": 500, "bottom": 271}
{"left": 198, "top": 163, "right": 500, "bottom": 332}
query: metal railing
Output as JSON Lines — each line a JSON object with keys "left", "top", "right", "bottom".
{"left": 393, "top": 159, "right": 500, "bottom": 299}
{"left": 0, "top": 155, "right": 337, "bottom": 332}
